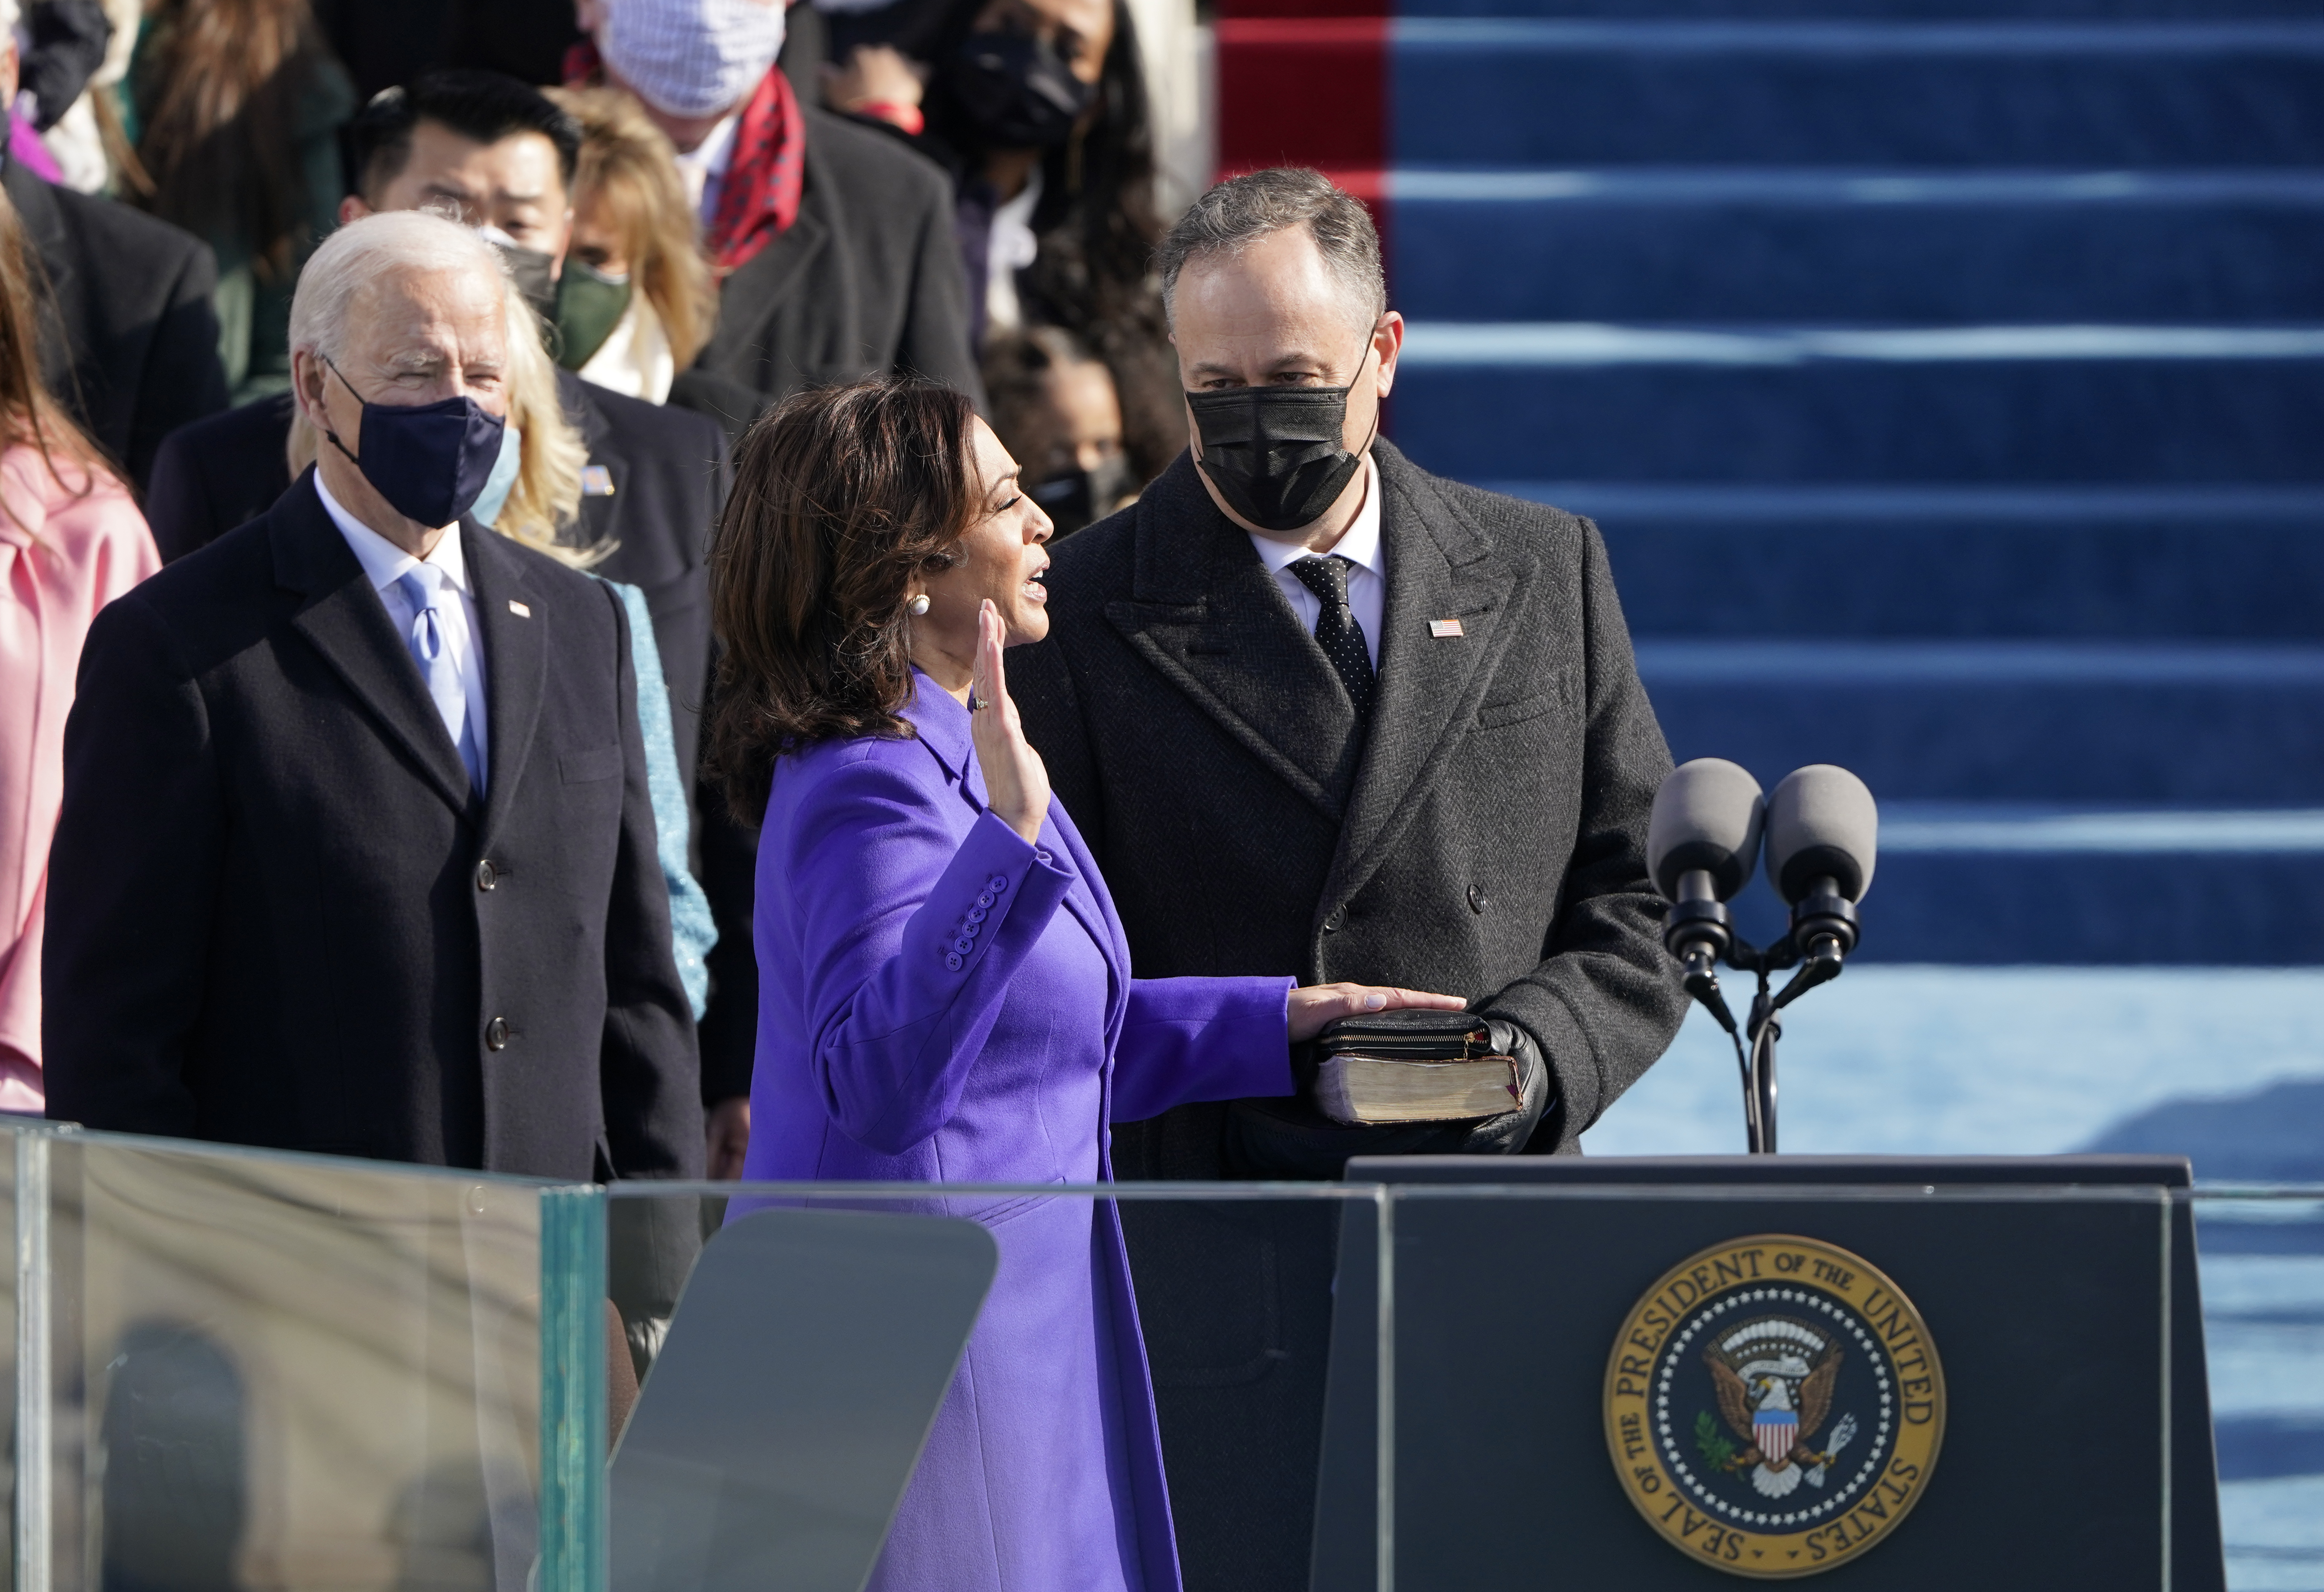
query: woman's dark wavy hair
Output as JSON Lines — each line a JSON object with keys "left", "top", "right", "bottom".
{"left": 706, "top": 377, "right": 978, "bottom": 821}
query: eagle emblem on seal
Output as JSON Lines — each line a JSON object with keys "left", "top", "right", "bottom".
{"left": 1704, "top": 1318, "right": 1861, "bottom": 1499}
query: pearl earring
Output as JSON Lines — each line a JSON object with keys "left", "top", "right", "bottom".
{"left": 908, "top": 594, "right": 931, "bottom": 616}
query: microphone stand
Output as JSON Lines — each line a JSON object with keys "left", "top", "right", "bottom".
{"left": 1668, "top": 875, "right": 1859, "bottom": 1156}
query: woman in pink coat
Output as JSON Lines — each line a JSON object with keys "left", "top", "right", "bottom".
{"left": 0, "top": 192, "right": 160, "bottom": 1110}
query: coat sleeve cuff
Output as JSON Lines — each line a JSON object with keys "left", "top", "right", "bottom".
{"left": 903, "top": 809, "right": 1074, "bottom": 979}
{"left": 1481, "top": 991, "right": 1600, "bottom": 1136}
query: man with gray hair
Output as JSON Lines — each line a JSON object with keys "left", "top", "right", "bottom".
{"left": 45, "top": 210, "right": 703, "bottom": 1187}
{"left": 1016, "top": 167, "right": 1686, "bottom": 1590}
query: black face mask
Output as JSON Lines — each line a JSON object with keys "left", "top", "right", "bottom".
{"left": 484, "top": 234, "right": 558, "bottom": 324}
{"left": 1030, "top": 453, "right": 1134, "bottom": 536}
{"left": 949, "top": 30, "right": 1095, "bottom": 149}
{"left": 1186, "top": 342, "right": 1379, "bottom": 533}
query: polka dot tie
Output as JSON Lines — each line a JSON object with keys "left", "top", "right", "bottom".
{"left": 1290, "top": 554, "right": 1376, "bottom": 723}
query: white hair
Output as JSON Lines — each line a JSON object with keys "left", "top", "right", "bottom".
{"left": 287, "top": 210, "right": 510, "bottom": 367}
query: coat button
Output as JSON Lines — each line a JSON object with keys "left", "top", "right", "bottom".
{"left": 1468, "top": 884, "right": 1487, "bottom": 913}
{"left": 967, "top": 904, "right": 988, "bottom": 923}
{"left": 1323, "top": 909, "right": 1344, "bottom": 934}
{"left": 946, "top": 952, "right": 964, "bottom": 971}
{"left": 485, "top": 1016, "right": 509, "bottom": 1051}
{"left": 989, "top": 875, "right": 1010, "bottom": 892}
{"left": 953, "top": 935, "right": 975, "bottom": 954}
{"left": 476, "top": 859, "right": 498, "bottom": 891}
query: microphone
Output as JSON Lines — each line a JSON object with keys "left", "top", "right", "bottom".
{"left": 1764, "top": 765, "right": 1877, "bottom": 997}
{"left": 1647, "top": 760, "right": 1765, "bottom": 1033}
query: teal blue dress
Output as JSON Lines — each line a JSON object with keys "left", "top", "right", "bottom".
{"left": 599, "top": 578, "right": 717, "bottom": 1016}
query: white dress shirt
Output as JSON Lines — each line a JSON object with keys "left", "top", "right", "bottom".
{"left": 317, "top": 473, "right": 491, "bottom": 788}
{"left": 1247, "top": 451, "right": 1386, "bottom": 669}
{"left": 985, "top": 168, "right": 1044, "bottom": 334}
{"left": 676, "top": 113, "right": 742, "bottom": 225}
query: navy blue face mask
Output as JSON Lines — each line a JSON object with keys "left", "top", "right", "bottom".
{"left": 321, "top": 358, "right": 509, "bottom": 528}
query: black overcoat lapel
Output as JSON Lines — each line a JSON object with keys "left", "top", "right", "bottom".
{"left": 1103, "top": 458, "right": 1363, "bottom": 817}
{"left": 272, "top": 476, "right": 478, "bottom": 819}
{"left": 465, "top": 523, "right": 549, "bottom": 853}
{"left": 1320, "top": 443, "right": 1529, "bottom": 910}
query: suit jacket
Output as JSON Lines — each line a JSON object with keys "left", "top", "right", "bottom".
{"left": 43, "top": 473, "right": 702, "bottom": 1180}
{"left": 741, "top": 677, "right": 1291, "bottom": 1592}
{"left": 143, "top": 376, "right": 757, "bottom": 1101}
{"left": 5, "top": 160, "right": 229, "bottom": 490}
{"left": 695, "top": 108, "right": 981, "bottom": 407}
{"left": 1012, "top": 439, "right": 1688, "bottom": 1592}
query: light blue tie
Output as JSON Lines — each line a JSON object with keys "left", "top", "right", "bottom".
{"left": 397, "top": 566, "right": 484, "bottom": 792}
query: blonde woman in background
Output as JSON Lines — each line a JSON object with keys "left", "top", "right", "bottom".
{"left": 543, "top": 87, "right": 720, "bottom": 406}
{"left": 0, "top": 187, "right": 159, "bottom": 1110}
{"left": 289, "top": 270, "right": 717, "bottom": 1014}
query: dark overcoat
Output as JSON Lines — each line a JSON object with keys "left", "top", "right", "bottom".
{"left": 694, "top": 108, "right": 982, "bottom": 407}
{"left": 5, "top": 158, "right": 229, "bottom": 489}
{"left": 43, "top": 473, "right": 703, "bottom": 1180}
{"left": 1013, "top": 439, "right": 1689, "bottom": 1591}
{"left": 139, "top": 377, "right": 767, "bottom": 1106}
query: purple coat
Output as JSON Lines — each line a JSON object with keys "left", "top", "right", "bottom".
{"left": 739, "top": 673, "right": 1294, "bottom": 1592}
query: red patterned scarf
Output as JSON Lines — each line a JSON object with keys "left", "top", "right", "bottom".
{"left": 566, "top": 43, "right": 805, "bottom": 273}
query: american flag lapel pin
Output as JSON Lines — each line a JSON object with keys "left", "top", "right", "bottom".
{"left": 1429, "top": 618, "right": 1464, "bottom": 638}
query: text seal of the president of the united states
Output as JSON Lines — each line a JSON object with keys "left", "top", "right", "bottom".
{"left": 1603, "top": 1234, "right": 1946, "bottom": 1577}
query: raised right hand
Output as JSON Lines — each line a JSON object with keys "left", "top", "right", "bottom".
{"left": 969, "top": 599, "right": 1052, "bottom": 845}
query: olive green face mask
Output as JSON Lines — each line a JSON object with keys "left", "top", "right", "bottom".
{"left": 554, "top": 260, "right": 634, "bottom": 371}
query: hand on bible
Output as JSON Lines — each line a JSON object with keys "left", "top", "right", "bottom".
{"left": 1286, "top": 983, "right": 1469, "bottom": 1043}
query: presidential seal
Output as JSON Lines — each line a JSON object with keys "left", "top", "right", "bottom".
{"left": 1602, "top": 1234, "right": 1945, "bottom": 1578}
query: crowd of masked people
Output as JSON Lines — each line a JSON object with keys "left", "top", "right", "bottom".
{"left": 1, "top": 0, "right": 1160, "bottom": 1152}
{"left": 1, "top": 1, "right": 1691, "bottom": 1588}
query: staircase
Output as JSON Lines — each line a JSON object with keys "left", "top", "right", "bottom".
{"left": 1216, "top": 0, "right": 2324, "bottom": 967}
{"left": 1216, "top": 3, "right": 2324, "bottom": 1579}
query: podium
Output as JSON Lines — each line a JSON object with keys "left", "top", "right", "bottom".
{"left": 1313, "top": 1154, "right": 2223, "bottom": 1589}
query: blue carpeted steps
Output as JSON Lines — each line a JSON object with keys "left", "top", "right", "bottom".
{"left": 1397, "top": 0, "right": 2322, "bottom": 17}
{"left": 1394, "top": 21, "right": 2324, "bottom": 168}
{"left": 1383, "top": 0, "right": 2324, "bottom": 970}
{"left": 1508, "top": 487, "right": 2324, "bottom": 639}
{"left": 1397, "top": 339, "right": 2324, "bottom": 481}
{"left": 1376, "top": 0, "right": 2324, "bottom": 1534}
{"left": 1393, "top": 171, "right": 2324, "bottom": 324}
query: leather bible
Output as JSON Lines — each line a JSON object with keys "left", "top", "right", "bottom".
{"left": 1310, "top": 1010, "right": 1523, "bottom": 1127}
